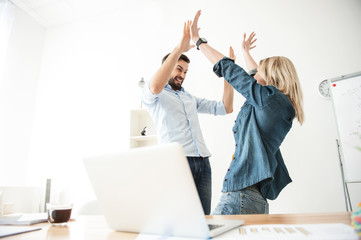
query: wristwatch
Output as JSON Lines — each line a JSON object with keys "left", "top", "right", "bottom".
{"left": 196, "top": 37, "right": 208, "bottom": 50}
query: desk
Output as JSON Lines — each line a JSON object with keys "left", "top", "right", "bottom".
{"left": 2, "top": 212, "right": 353, "bottom": 239}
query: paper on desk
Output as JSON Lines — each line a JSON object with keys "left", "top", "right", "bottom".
{"left": 0, "top": 226, "right": 41, "bottom": 238}
{"left": 0, "top": 213, "right": 47, "bottom": 225}
{"left": 235, "top": 223, "right": 358, "bottom": 240}
{"left": 136, "top": 223, "right": 358, "bottom": 240}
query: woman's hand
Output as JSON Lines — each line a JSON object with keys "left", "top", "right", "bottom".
{"left": 241, "top": 32, "right": 258, "bottom": 71}
{"left": 191, "top": 10, "right": 201, "bottom": 44}
{"left": 242, "top": 32, "right": 257, "bottom": 54}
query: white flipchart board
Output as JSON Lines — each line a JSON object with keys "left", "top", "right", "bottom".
{"left": 329, "top": 71, "right": 361, "bottom": 182}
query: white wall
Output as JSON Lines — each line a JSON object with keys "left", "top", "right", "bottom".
{"left": 0, "top": 4, "right": 45, "bottom": 186}
{"left": 3, "top": 0, "right": 361, "bottom": 213}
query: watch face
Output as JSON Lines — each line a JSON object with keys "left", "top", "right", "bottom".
{"left": 196, "top": 37, "right": 208, "bottom": 49}
{"left": 318, "top": 79, "right": 331, "bottom": 99}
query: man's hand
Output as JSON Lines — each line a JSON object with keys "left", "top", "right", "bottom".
{"left": 149, "top": 20, "right": 194, "bottom": 95}
{"left": 229, "top": 46, "right": 236, "bottom": 62}
{"left": 178, "top": 20, "right": 195, "bottom": 53}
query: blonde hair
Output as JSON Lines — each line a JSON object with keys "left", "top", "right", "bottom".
{"left": 258, "top": 56, "right": 304, "bottom": 125}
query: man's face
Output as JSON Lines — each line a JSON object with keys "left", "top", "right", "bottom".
{"left": 168, "top": 60, "right": 188, "bottom": 91}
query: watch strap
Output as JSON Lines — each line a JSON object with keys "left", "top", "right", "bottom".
{"left": 196, "top": 38, "right": 207, "bottom": 50}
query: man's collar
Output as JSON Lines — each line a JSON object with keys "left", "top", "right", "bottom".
{"left": 165, "top": 84, "right": 185, "bottom": 92}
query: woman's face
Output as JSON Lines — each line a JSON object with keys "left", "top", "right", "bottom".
{"left": 254, "top": 71, "right": 266, "bottom": 86}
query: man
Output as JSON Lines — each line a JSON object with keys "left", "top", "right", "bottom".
{"left": 141, "top": 21, "right": 234, "bottom": 215}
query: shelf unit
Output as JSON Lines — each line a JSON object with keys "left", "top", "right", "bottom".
{"left": 130, "top": 108, "right": 158, "bottom": 148}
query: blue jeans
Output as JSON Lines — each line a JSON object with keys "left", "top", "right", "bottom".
{"left": 187, "top": 156, "right": 212, "bottom": 215}
{"left": 212, "top": 185, "right": 269, "bottom": 215}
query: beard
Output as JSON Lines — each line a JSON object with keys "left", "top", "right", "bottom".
{"left": 168, "top": 76, "right": 183, "bottom": 91}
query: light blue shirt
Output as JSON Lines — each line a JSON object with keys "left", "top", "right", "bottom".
{"left": 141, "top": 82, "right": 227, "bottom": 157}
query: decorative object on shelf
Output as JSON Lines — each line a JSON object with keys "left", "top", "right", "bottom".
{"left": 130, "top": 109, "right": 157, "bottom": 148}
{"left": 318, "top": 79, "right": 331, "bottom": 99}
{"left": 138, "top": 77, "right": 145, "bottom": 88}
{"left": 351, "top": 202, "right": 361, "bottom": 237}
{"left": 141, "top": 126, "right": 147, "bottom": 136}
{"left": 138, "top": 77, "right": 145, "bottom": 108}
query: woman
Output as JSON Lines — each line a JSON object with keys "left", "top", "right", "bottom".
{"left": 191, "top": 10, "right": 304, "bottom": 214}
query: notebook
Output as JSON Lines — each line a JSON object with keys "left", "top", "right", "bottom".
{"left": 0, "top": 226, "right": 41, "bottom": 238}
{"left": 83, "top": 142, "right": 243, "bottom": 238}
{"left": 0, "top": 213, "right": 47, "bottom": 225}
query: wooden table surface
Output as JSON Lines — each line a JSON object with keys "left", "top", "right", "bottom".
{"left": 1, "top": 212, "right": 354, "bottom": 240}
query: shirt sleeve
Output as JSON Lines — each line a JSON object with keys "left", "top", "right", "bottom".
{"left": 213, "top": 57, "right": 275, "bottom": 108}
{"left": 141, "top": 80, "right": 159, "bottom": 105}
{"left": 196, "top": 97, "right": 226, "bottom": 115}
{"left": 248, "top": 68, "right": 258, "bottom": 77}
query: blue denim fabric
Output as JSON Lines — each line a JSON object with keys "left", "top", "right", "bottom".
{"left": 213, "top": 57, "right": 295, "bottom": 200}
{"left": 212, "top": 185, "right": 269, "bottom": 215}
{"left": 187, "top": 156, "right": 212, "bottom": 215}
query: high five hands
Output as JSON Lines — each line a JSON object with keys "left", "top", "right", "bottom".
{"left": 191, "top": 10, "right": 202, "bottom": 44}
{"left": 191, "top": 10, "right": 235, "bottom": 61}
{"left": 178, "top": 20, "right": 195, "bottom": 53}
{"left": 177, "top": 10, "right": 202, "bottom": 53}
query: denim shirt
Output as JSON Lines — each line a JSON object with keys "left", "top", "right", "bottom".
{"left": 141, "top": 83, "right": 226, "bottom": 157}
{"left": 213, "top": 57, "right": 295, "bottom": 200}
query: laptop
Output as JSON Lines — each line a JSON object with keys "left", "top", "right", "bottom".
{"left": 83, "top": 142, "right": 243, "bottom": 238}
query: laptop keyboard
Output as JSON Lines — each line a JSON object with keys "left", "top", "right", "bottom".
{"left": 208, "top": 224, "right": 224, "bottom": 230}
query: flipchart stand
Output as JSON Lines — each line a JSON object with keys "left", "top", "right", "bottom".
{"left": 336, "top": 139, "right": 352, "bottom": 212}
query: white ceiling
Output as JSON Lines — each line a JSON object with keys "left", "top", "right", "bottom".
{"left": 10, "top": 0, "right": 129, "bottom": 28}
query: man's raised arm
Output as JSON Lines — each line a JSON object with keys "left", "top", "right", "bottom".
{"left": 149, "top": 21, "right": 194, "bottom": 94}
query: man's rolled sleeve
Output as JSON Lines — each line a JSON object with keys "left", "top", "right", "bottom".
{"left": 214, "top": 101, "right": 227, "bottom": 115}
{"left": 197, "top": 97, "right": 226, "bottom": 116}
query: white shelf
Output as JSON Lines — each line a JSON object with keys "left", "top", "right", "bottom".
{"left": 130, "top": 135, "right": 157, "bottom": 142}
{"left": 130, "top": 109, "right": 157, "bottom": 148}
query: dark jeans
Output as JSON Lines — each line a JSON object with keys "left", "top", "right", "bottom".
{"left": 187, "top": 156, "right": 212, "bottom": 215}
